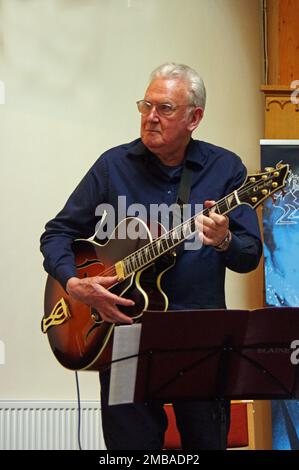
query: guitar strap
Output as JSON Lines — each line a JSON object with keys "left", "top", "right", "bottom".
{"left": 172, "top": 159, "right": 193, "bottom": 228}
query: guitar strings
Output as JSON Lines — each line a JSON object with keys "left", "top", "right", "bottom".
{"left": 120, "top": 173, "right": 283, "bottom": 268}
{"left": 90, "top": 173, "right": 283, "bottom": 281}
{"left": 96, "top": 175, "right": 281, "bottom": 279}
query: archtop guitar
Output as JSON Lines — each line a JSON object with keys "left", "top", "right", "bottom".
{"left": 42, "top": 164, "right": 289, "bottom": 371}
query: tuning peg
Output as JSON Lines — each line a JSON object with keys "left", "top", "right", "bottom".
{"left": 265, "top": 167, "right": 274, "bottom": 172}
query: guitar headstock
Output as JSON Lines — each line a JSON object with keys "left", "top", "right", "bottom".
{"left": 239, "top": 163, "right": 290, "bottom": 209}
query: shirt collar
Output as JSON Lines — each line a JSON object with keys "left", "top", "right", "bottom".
{"left": 184, "top": 138, "right": 207, "bottom": 169}
{"left": 127, "top": 139, "right": 152, "bottom": 158}
{"left": 127, "top": 138, "right": 207, "bottom": 169}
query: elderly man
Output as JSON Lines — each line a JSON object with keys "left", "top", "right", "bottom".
{"left": 40, "top": 63, "right": 262, "bottom": 450}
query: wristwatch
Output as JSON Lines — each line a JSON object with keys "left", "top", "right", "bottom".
{"left": 214, "top": 230, "right": 232, "bottom": 252}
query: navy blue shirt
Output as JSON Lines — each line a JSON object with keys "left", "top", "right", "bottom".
{"left": 40, "top": 138, "right": 262, "bottom": 309}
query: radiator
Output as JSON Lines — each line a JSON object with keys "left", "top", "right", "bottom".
{"left": 0, "top": 401, "right": 106, "bottom": 450}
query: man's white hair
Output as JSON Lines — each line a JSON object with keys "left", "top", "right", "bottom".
{"left": 150, "top": 62, "right": 206, "bottom": 110}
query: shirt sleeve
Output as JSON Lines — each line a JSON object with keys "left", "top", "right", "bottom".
{"left": 218, "top": 157, "right": 263, "bottom": 273}
{"left": 40, "top": 157, "right": 109, "bottom": 289}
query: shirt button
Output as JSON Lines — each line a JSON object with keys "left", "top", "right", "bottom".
{"left": 167, "top": 190, "right": 171, "bottom": 194}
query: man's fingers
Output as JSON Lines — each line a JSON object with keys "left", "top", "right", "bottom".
{"left": 111, "top": 293, "right": 135, "bottom": 307}
{"left": 196, "top": 214, "right": 214, "bottom": 231}
{"left": 208, "top": 211, "right": 228, "bottom": 227}
{"left": 205, "top": 200, "right": 229, "bottom": 225}
{"left": 97, "top": 303, "right": 134, "bottom": 325}
{"left": 204, "top": 199, "right": 215, "bottom": 209}
{"left": 110, "top": 310, "right": 134, "bottom": 324}
{"left": 92, "top": 283, "right": 135, "bottom": 306}
{"left": 95, "top": 275, "right": 118, "bottom": 287}
{"left": 103, "top": 309, "right": 133, "bottom": 324}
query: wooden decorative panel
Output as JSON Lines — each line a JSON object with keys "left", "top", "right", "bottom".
{"left": 261, "top": 85, "right": 299, "bottom": 139}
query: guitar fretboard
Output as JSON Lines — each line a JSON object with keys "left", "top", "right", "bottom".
{"left": 120, "top": 191, "right": 239, "bottom": 278}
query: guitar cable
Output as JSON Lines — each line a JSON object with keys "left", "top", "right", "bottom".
{"left": 75, "top": 371, "right": 83, "bottom": 450}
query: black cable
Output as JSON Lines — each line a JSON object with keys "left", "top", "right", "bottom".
{"left": 75, "top": 371, "right": 82, "bottom": 450}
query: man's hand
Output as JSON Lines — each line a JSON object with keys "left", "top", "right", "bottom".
{"left": 66, "top": 275, "right": 135, "bottom": 324}
{"left": 196, "top": 200, "right": 230, "bottom": 248}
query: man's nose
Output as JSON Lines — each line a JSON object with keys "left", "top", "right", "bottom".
{"left": 147, "top": 106, "right": 160, "bottom": 121}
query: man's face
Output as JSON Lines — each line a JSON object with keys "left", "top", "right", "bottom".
{"left": 140, "top": 78, "right": 202, "bottom": 159}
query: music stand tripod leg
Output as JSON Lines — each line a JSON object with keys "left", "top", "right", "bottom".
{"left": 216, "top": 336, "right": 232, "bottom": 450}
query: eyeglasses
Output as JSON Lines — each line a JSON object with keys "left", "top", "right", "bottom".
{"left": 136, "top": 99, "right": 193, "bottom": 117}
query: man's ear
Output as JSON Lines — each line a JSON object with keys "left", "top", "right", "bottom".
{"left": 187, "top": 107, "right": 204, "bottom": 132}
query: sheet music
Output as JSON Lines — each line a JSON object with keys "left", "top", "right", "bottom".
{"left": 108, "top": 324, "right": 142, "bottom": 405}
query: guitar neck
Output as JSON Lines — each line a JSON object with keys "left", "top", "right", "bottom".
{"left": 114, "top": 163, "right": 289, "bottom": 281}
{"left": 116, "top": 190, "right": 240, "bottom": 280}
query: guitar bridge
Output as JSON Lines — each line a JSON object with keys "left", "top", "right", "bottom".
{"left": 42, "top": 298, "right": 71, "bottom": 333}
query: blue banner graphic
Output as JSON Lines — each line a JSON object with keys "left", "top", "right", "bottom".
{"left": 261, "top": 141, "right": 299, "bottom": 450}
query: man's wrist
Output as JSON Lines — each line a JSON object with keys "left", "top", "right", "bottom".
{"left": 214, "top": 230, "right": 232, "bottom": 252}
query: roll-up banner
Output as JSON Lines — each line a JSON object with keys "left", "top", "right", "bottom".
{"left": 261, "top": 140, "right": 299, "bottom": 450}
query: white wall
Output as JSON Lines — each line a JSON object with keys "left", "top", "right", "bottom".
{"left": 0, "top": 0, "right": 264, "bottom": 400}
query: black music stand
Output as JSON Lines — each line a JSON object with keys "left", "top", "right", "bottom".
{"left": 108, "top": 307, "right": 299, "bottom": 449}
{"left": 134, "top": 307, "right": 299, "bottom": 404}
